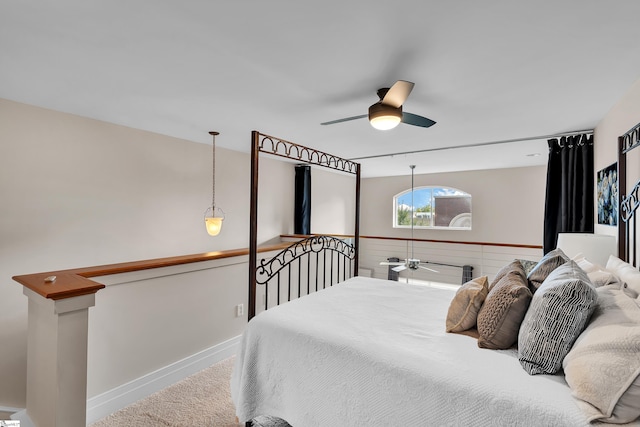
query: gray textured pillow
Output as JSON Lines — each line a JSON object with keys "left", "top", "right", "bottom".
{"left": 518, "top": 260, "right": 597, "bottom": 375}
{"left": 446, "top": 276, "right": 489, "bottom": 333}
{"left": 527, "top": 247, "right": 569, "bottom": 292}
{"left": 477, "top": 262, "right": 532, "bottom": 349}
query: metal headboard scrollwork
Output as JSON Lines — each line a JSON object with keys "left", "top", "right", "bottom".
{"left": 256, "top": 236, "right": 356, "bottom": 312}
{"left": 621, "top": 179, "right": 640, "bottom": 224}
{"left": 248, "top": 131, "right": 361, "bottom": 320}
{"left": 618, "top": 121, "right": 640, "bottom": 267}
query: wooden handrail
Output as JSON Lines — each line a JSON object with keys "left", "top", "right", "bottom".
{"left": 13, "top": 242, "right": 292, "bottom": 301}
{"left": 280, "top": 234, "right": 543, "bottom": 250}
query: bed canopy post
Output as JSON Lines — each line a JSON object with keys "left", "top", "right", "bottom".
{"left": 618, "top": 135, "right": 627, "bottom": 261}
{"left": 249, "top": 131, "right": 259, "bottom": 320}
{"left": 354, "top": 163, "right": 361, "bottom": 275}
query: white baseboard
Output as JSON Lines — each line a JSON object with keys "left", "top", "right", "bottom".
{"left": 86, "top": 335, "right": 241, "bottom": 425}
{"left": 9, "top": 336, "right": 241, "bottom": 427}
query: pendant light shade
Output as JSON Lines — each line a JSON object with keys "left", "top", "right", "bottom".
{"left": 204, "top": 131, "right": 224, "bottom": 236}
{"left": 205, "top": 210, "right": 224, "bottom": 236}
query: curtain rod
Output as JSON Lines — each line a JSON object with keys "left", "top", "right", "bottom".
{"left": 349, "top": 129, "right": 594, "bottom": 161}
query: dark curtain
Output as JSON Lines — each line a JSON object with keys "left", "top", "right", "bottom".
{"left": 294, "top": 165, "right": 311, "bottom": 235}
{"left": 543, "top": 134, "right": 594, "bottom": 253}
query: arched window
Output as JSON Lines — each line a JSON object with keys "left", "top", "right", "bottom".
{"left": 393, "top": 186, "right": 472, "bottom": 229}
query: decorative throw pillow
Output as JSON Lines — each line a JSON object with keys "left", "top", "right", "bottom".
{"left": 606, "top": 255, "right": 640, "bottom": 296}
{"left": 527, "top": 247, "right": 569, "bottom": 293}
{"left": 489, "top": 260, "right": 523, "bottom": 292}
{"left": 477, "top": 262, "right": 532, "bottom": 349}
{"left": 446, "top": 276, "right": 489, "bottom": 333}
{"left": 518, "top": 260, "right": 597, "bottom": 375}
{"left": 516, "top": 259, "right": 538, "bottom": 276}
{"left": 563, "top": 285, "right": 640, "bottom": 424}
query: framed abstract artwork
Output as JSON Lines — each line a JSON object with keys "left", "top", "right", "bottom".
{"left": 597, "top": 162, "right": 618, "bottom": 226}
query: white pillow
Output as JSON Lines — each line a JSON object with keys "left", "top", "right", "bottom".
{"left": 587, "top": 270, "right": 623, "bottom": 288}
{"left": 573, "top": 253, "right": 601, "bottom": 274}
{"left": 606, "top": 255, "right": 640, "bottom": 296}
{"left": 563, "top": 285, "right": 640, "bottom": 423}
{"left": 573, "top": 254, "right": 623, "bottom": 289}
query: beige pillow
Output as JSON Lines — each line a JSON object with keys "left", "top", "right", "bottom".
{"left": 477, "top": 262, "right": 532, "bottom": 349}
{"left": 563, "top": 285, "right": 640, "bottom": 424}
{"left": 446, "top": 276, "right": 489, "bottom": 333}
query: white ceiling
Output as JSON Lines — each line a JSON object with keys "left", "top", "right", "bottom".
{"left": 2, "top": 1, "right": 640, "bottom": 178}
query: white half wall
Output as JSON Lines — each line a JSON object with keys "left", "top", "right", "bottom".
{"left": 0, "top": 98, "right": 294, "bottom": 409}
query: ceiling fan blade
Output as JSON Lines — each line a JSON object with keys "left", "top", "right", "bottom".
{"left": 381, "top": 80, "right": 414, "bottom": 108}
{"left": 320, "top": 114, "right": 368, "bottom": 126}
{"left": 392, "top": 265, "right": 407, "bottom": 272}
{"left": 418, "top": 265, "right": 439, "bottom": 273}
{"left": 402, "top": 112, "right": 436, "bottom": 128}
{"left": 380, "top": 261, "right": 404, "bottom": 266}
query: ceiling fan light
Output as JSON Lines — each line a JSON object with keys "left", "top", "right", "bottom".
{"left": 369, "top": 103, "right": 402, "bottom": 130}
{"left": 370, "top": 115, "right": 401, "bottom": 130}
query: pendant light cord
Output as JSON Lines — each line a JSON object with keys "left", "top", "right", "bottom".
{"left": 410, "top": 165, "right": 415, "bottom": 260}
{"left": 209, "top": 131, "right": 219, "bottom": 209}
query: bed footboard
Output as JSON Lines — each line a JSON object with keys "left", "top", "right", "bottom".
{"left": 255, "top": 235, "right": 356, "bottom": 313}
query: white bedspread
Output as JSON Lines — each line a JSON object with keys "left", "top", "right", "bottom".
{"left": 231, "top": 277, "right": 631, "bottom": 426}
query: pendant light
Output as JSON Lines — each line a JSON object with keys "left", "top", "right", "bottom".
{"left": 204, "top": 131, "right": 225, "bottom": 236}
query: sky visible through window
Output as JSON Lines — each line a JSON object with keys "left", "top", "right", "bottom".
{"left": 397, "top": 187, "right": 466, "bottom": 210}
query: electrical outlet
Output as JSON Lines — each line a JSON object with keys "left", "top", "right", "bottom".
{"left": 236, "top": 304, "right": 244, "bottom": 317}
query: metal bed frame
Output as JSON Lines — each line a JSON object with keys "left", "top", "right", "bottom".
{"left": 618, "top": 121, "right": 640, "bottom": 266}
{"left": 248, "top": 131, "right": 361, "bottom": 320}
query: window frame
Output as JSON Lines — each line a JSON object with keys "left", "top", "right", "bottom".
{"left": 392, "top": 185, "right": 472, "bottom": 230}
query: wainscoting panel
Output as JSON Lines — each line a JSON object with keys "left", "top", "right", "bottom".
{"left": 359, "top": 237, "right": 542, "bottom": 286}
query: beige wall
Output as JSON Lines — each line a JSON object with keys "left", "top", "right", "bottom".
{"left": 361, "top": 166, "right": 547, "bottom": 245}
{"left": 311, "top": 168, "right": 357, "bottom": 235}
{"left": 0, "top": 98, "right": 295, "bottom": 408}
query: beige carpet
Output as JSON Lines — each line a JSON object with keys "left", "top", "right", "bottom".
{"left": 90, "top": 357, "right": 291, "bottom": 427}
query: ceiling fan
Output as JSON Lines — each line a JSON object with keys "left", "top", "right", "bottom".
{"left": 320, "top": 80, "right": 436, "bottom": 131}
{"left": 379, "top": 165, "right": 439, "bottom": 273}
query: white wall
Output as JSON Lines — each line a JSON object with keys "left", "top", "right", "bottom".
{"left": 0, "top": 98, "right": 294, "bottom": 409}
{"left": 87, "top": 260, "right": 248, "bottom": 399}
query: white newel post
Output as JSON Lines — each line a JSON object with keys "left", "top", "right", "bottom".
{"left": 23, "top": 287, "right": 95, "bottom": 427}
